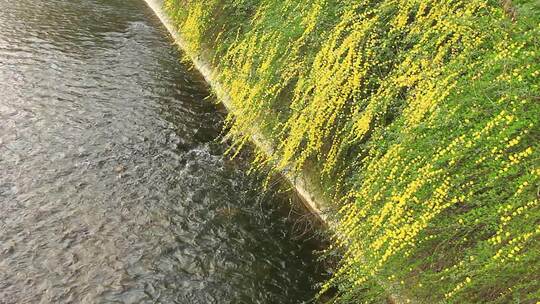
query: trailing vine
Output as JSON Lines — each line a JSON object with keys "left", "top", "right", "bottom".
{"left": 164, "top": 0, "right": 540, "bottom": 302}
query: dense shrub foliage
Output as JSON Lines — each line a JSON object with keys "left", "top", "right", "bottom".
{"left": 163, "top": 0, "right": 540, "bottom": 302}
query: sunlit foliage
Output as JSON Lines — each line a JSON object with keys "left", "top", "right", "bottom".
{"left": 164, "top": 0, "right": 540, "bottom": 302}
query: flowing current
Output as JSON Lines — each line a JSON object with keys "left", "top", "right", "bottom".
{"left": 0, "top": 0, "right": 323, "bottom": 303}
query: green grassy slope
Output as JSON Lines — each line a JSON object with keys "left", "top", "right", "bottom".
{"left": 163, "top": 0, "right": 540, "bottom": 302}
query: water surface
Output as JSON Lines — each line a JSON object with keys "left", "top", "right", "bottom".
{"left": 0, "top": 0, "right": 322, "bottom": 303}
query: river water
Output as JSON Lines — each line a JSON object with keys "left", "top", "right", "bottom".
{"left": 0, "top": 0, "right": 323, "bottom": 303}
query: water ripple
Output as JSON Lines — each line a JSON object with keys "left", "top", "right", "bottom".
{"left": 0, "top": 0, "right": 323, "bottom": 303}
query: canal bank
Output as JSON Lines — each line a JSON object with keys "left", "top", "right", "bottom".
{"left": 142, "top": 0, "right": 329, "bottom": 224}
{"left": 140, "top": 1, "right": 414, "bottom": 303}
{"left": 146, "top": 0, "right": 540, "bottom": 303}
